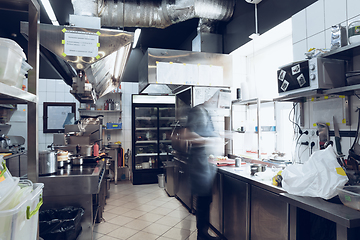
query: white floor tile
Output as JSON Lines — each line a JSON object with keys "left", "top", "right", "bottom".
{"left": 93, "top": 222, "right": 120, "bottom": 235}
{"left": 107, "top": 226, "right": 139, "bottom": 239}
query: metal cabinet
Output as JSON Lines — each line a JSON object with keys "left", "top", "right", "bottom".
{"left": 174, "top": 157, "right": 192, "bottom": 211}
{"left": 210, "top": 172, "right": 223, "bottom": 234}
{"left": 223, "top": 174, "right": 249, "bottom": 240}
{"left": 250, "top": 185, "right": 288, "bottom": 240}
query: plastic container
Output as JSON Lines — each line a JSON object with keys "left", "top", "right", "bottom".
{"left": 158, "top": 174, "right": 165, "bottom": 188}
{"left": 0, "top": 180, "right": 33, "bottom": 211}
{"left": 337, "top": 186, "right": 360, "bottom": 211}
{"left": 0, "top": 183, "right": 44, "bottom": 240}
{"left": 0, "top": 38, "right": 26, "bottom": 87}
{"left": 0, "top": 157, "right": 17, "bottom": 205}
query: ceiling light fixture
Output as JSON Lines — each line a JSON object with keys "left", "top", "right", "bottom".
{"left": 246, "top": 0, "right": 262, "bottom": 39}
{"left": 133, "top": 28, "right": 141, "bottom": 48}
{"left": 40, "top": 0, "right": 59, "bottom": 26}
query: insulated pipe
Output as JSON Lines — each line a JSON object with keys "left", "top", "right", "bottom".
{"left": 72, "top": 0, "right": 98, "bottom": 17}
{"left": 72, "top": 0, "right": 235, "bottom": 31}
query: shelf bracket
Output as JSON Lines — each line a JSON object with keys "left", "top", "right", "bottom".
{"left": 345, "top": 95, "right": 351, "bottom": 126}
{"left": 299, "top": 102, "right": 305, "bottom": 127}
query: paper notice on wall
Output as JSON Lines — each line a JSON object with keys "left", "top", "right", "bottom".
{"left": 64, "top": 31, "right": 99, "bottom": 57}
{"left": 210, "top": 65, "right": 224, "bottom": 86}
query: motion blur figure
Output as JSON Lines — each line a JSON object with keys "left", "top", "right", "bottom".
{"left": 173, "top": 91, "right": 222, "bottom": 240}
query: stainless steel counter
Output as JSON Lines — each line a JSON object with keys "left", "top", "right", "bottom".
{"left": 39, "top": 160, "right": 106, "bottom": 240}
{"left": 216, "top": 161, "right": 360, "bottom": 240}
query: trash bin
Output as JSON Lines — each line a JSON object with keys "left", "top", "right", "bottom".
{"left": 158, "top": 174, "right": 165, "bottom": 188}
{"left": 163, "top": 161, "right": 176, "bottom": 196}
{"left": 39, "top": 206, "right": 84, "bottom": 240}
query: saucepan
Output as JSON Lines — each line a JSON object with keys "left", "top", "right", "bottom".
{"left": 250, "top": 164, "right": 266, "bottom": 176}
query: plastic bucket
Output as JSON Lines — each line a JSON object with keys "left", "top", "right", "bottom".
{"left": 157, "top": 174, "right": 165, "bottom": 188}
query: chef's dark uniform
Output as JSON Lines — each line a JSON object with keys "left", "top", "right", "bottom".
{"left": 186, "top": 105, "right": 218, "bottom": 240}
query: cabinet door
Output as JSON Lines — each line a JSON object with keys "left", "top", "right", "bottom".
{"left": 223, "top": 175, "right": 249, "bottom": 240}
{"left": 176, "top": 160, "right": 192, "bottom": 210}
{"left": 210, "top": 172, "right": 223, "bottom": 234}
{"left": 250, "top": 185, "right": 288, "bottom": 240}
{"left": 134, "top": 107, "right": 158, "bottom": 169}
{"left": 158, "top": 106, "right": 175, "bottom": 167}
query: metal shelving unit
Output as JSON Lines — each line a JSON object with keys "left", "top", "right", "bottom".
{"left": 232, "top": 98, "right": 276, "bottom": 159}
{"left": 0, "top": 0, "right": 40, "bottom": 183}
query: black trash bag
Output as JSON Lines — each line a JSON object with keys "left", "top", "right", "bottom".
{"left": 39, "top": 206, "right": 84, "bottom": 240}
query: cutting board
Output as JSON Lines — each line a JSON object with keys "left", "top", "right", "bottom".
{"left": 0, "top": 153, "right": 12, "bottom": 157}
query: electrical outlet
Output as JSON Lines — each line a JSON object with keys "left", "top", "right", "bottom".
{"left": 107, "top": 134, "right": 111, "bottom": 141}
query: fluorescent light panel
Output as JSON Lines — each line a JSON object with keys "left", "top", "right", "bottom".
{"left": 133, "top": 28, "right": 141, "bottom": 48}
{"left": 40, "top": 0, "right": 59, "bottom": 26}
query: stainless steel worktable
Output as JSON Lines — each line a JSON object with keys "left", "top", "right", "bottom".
{"left": 39, "top": 160, "right": 105, "bottom": 240}
{"left": 217, "top": 162, "right": 360, "bottom": 240}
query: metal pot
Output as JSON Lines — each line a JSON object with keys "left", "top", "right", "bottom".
{"left": 71, "top": 156, "right": 83, "bottom": 165}
{"left": 76, "top": 144, "right": 93, "bottom": 157}
{"left": 39, "top": 150, "right": 57, "bottom": 175}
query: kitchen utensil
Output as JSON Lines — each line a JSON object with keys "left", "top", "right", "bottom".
{"left": 251, "top": 164, "right": 266, "bottom": 176}
{"left": 71, "top": 156, "right": 83, "bottom": 165}
{"left": 333, "top": 116, "right": 344, "bottom": 156}
{"left": 39, "top": 150, "right": 57, "bottom": 175}
{"left": 235, "top": 158, "right": 241, "bottom": 167}
{"left": 76, "top": 144, "right": 93, "bottom": 157}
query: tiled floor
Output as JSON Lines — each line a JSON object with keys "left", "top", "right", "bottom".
{"left": 94, "top": 181, "right": 198, "bottom": 240}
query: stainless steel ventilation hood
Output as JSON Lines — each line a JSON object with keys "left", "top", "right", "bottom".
{"left": 21, "top": 22, "right": 133, "bottom": 103}
{"left": 139, "top": 48, "right": 232, "bottom": 94}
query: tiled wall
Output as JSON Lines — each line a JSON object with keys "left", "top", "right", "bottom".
{"left": 120, "top": 82, "right": 139, "bottom": 156}
{"left": 292, "top": 0, "right": 360, "bottom": 163}
{"left": 38, "top": 79, "right": 80, "bottom": 151}
{"left": 292, "top": 0, "right": 360, "bottom": 61}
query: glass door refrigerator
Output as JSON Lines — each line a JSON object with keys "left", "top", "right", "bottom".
{"left": 132, "top": 95, "right": 175, "bottom": 185}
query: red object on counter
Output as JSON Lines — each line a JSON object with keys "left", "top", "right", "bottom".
{"left": 93, "top": 142, "right": 99, "bottom": 156}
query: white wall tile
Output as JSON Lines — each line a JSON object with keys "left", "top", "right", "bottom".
{"left": 55, "top": 92, "right": 65, "bottom": 102}
{"left": 306, "top": 0, "right": 325, "bottom": 37}
{"left": 46, "top": 91, "right": 56, "bottom": 102}
{"left": 293, "top": 40, "right": 308, "bottom": 62}
{"left": 307, "top": 31, "right": 326, "bottom": 50}
{"left": 38, "top": 79, "right": 47, "bottom": 92}
{"left": 47, "top": 79, "right": 56, "bottom": 92}
{"left": 292, "top": 9, "right": 307, "bottom": 43}
{"left": 324, "top": 0, "right": 347, "bottom": 29}
{"left": 38, "top": 104, "right": 43, "bottom": 119}
{"left": 55, "top": 80, "right": 65, "bottom": 93}
{"left": 347, "top": 0, "right": 360, "bottom": 20}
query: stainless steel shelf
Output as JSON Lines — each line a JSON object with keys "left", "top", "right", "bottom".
{"left": 135, "top": 153, "right": 158, "bottom": 157}
{"left": 79, "top": 109, "right": 122, "bottom": 113}
{"left": 136, "top": 127, "right": 157, "bottom": 131}
{"left": 0, "top": 82, "right": 37, "bottom": 104}
{"left": 159, "top": 117, "right": 175, "bottom": 120}
{"left": 135, "top": 140, "right": 158, "bottom": 144}
{"left": 322, "top": 41, "right": 360, "bottom": 60}
{"left": 159, "top": 127, "right": 173, "bottom": 130}
{"left": 159, "top": 140, "right": 172, "bottom": 143}
{"left": 232, "top": 98, "right": 273, "bottom": 105}
{"left": 135, "top": 117, "right": 157, "bottom": 120}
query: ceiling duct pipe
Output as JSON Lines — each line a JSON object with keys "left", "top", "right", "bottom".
{"left": 72, "top": 0, "right": 235, "bottom": 32}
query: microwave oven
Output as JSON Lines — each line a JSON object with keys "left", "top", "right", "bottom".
{"left": 277, "top": 58, "right": 346, "bottom": 95}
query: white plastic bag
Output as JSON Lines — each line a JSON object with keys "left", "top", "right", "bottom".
{"left": 282, "top": 145, "right": 348, "bottom": 199}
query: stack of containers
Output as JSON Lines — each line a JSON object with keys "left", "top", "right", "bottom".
{"left": 0, "top": 156, "right": 43, "bottom": 240}
{"left": 0, "top": 37, "right": 32, "bottom": 90}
